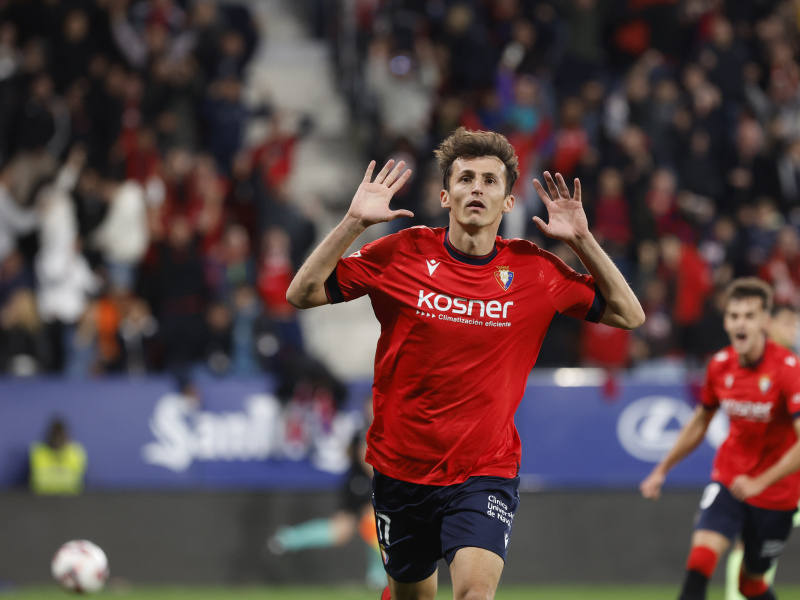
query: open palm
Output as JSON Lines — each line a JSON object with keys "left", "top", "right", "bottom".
{"left": 348, "top": 159, "right": 413, "bottom": 227}
{"left": 532, "top": 172, "right": 590, "bottom": 243}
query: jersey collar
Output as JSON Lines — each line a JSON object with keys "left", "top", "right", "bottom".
{"left": 443, "top": 227, "right": 498, "bottom": 266}
{"left": 738, "top": 337, "right": 770, "bottom": 370}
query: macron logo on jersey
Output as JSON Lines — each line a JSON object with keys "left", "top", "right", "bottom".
{"left": 417, "top": 290, "right": 514, "bottom": 319}
{"left": 427, "top": 260, "right": 440, "bottom": 276}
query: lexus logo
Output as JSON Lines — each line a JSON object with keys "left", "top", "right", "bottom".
{"left": 617, "top": 396, "right": 728, "bottom": 462}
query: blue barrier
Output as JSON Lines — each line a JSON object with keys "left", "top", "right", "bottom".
{"left": 516, "top": 379, "right": 726, "bottom": 490}
{"left": 0, "top": 375, "right": 726, "bottom": 490}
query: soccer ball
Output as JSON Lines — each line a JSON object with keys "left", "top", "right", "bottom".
{"left": 51, "top": 540, "right": 109, "bottom": 593}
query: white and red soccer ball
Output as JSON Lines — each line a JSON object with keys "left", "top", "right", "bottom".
{"left": 51, "top": 540, "right": 109, "bottom": 593}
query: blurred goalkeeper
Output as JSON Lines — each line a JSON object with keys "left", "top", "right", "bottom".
{"left": 265, "top": 398, "right": 386, "bottom": 589}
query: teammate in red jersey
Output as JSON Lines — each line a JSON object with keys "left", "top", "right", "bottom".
{"left": 288, "top": 128, "right": 644, "bottom": 600}
{"left": 641, "top": 278, "right": 800, "bottom": 600}
{"left": 724, "top": 304, "right": 800, "bottom": 600}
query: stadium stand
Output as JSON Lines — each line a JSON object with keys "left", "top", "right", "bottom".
{"left": 319, "top": 0, "right": 800, "bottom": 369}
{"left": 3, "top": 0, "right": 800, "bottom": 380}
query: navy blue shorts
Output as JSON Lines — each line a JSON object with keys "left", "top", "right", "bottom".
{"left": 372, "top": 470, "right": 520, "bottom": 584}
{"left": 695, "top": 482, "right": 797, "bottom": 574}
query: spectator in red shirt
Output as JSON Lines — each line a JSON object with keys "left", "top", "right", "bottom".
{"left": 551, "top": 96, "right": 588, "bottom": 178}
{"left": 580, "top": 320, "right": 630, "bottom": 368}
{"left": 594, "top": 167, "right": 632, "bottom": 250}
{"left": 257, "top": 226, "right": 303, "bottom": 352}
{"left": 661, "top": 235, "right": 713, "bottom": 359}
{"left": 122, "top": 126, "right": 161, "bottom": 184}
{"left": 759, "top": 225, "right": 800, "bottom": 308}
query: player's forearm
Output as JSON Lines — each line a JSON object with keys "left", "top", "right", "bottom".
{"left": 753, "top": 439, "right": 800, "bottom": 490}
{"left": 286, "top": 214, "right": 366, "bottom": 308}
{"left": 654, "top": 409, "right": 712, "bottom": 477}
{"left": 567, "top": 233, "right": 645, "bottom": 330}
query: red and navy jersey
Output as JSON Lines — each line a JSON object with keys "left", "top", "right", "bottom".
{"left": 702, "top": 339, "right": 800, "bottom": 510}
{"left": 325, "top": 226, "right": 604, "bottom": 485}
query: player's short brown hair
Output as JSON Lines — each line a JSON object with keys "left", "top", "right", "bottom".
{"left": 725, "top": 277, "right": 774, "bottom": 313}
{"left": 434, "top": 127, "right": 519, "bottom": 196}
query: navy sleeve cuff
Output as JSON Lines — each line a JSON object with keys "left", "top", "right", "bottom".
{"left": 324, "top": 266, "right": 345, "bottom": 304}
{"left": 792, "top": 412, "right": 800, "bottom": 421}
{"left": 584, "top": 285, "right": 606, "bottom": 323}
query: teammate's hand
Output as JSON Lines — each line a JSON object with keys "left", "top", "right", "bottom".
{"left": 347, "top": 159, "right": 413, "bottom": 228}
{"left": 730, "top": 475, "right": 765, "bottom": 501}
{"left": 531, "top": 172, "right": 590, "bottom": 244}
{"left": 640, "top": 470, "right": 666, "bottom": 500}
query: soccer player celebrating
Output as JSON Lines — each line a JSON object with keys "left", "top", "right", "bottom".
{"left": 724, "top": 304, "right": 800, "bottom": 600}
{"left": 287, "top": 128, "right": 644, "bottom": 600}
{"left": 641, "top": 279, "right": 800, "bottom": 600}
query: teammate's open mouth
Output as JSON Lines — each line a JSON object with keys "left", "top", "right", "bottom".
{"left": 735, "top": 333, "right": 747, "bottom": 340}
{"left": 467, "top": 200, "right": 485, "bottom": 209}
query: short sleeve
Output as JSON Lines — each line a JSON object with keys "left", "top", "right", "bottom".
{"left": 325, "top": 233, "right": 400, "bottom": 304}
{"left": 537, "top": 249, "right": 605, "bottom": 322}
{"left": 779, "top": 354, "right": 800, "bottom": 419}
{"left": 788, "top": 392, "right": 800, "bottom": 420}
{"left": 700, "top": 366, "right": 720, "bottom": 410}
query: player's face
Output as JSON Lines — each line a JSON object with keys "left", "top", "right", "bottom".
{"left": 441, "top": 156, "right": 514, "bottom": 231}
{"left": 769, "top": 309, "right": 799, "bottom": 350}
{"left": 724, "top": 297, "right": 770, "bottom": 357}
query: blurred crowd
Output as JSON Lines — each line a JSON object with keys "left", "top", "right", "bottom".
{"left": 323, "top": 0, "right": 800, "bottom": 367}
{"left": 6, "top": 0, "right": 800, "bottom": 378}
{"left": 0, "top": 0, "right": 321, "bottom": 380}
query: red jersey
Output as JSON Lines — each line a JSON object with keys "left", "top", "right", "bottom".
{"left": 325, "top": 226, "right": 604, "bottom": 485}
{"left": 702, "top": 339, "right": 800, "bottom": 510}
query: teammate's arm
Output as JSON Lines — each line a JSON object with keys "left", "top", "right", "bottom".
{"left": 729, "top": 418, "right": 800, "bottom": 501}
{"left": 286, "top": 160, "right": 413, "bottom": 309}
{"left": 640, "top": 405, "right": 717, "bottom": 500}
{"left": 532, "top": 172, "right": 645, "bottom": 330}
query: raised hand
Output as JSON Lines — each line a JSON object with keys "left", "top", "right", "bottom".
{"left": 532, "top": 172, "right": 590, "bottom": 244}
{"left": 347, "top": 159, "right": 413, "bottom": 228}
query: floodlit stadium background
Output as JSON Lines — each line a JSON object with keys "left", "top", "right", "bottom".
{"left": 2, "top": 0, "right": 800, "bottom": 597}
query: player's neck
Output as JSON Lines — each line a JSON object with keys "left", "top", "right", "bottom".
{"left": 737, "top": 336, "right": 767, "bottom": 368}
{"left": 447, "top": 220, "right": 499, "bottom": 256}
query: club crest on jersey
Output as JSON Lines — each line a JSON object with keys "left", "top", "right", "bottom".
{"left": 494, "top": 266, "right": 514, "bottom": 291}
{"left": 725, "top": 374, "right": 734, "bottom": 389}
{"left": 759, "top": 375, "right": 772, "bottom": 394}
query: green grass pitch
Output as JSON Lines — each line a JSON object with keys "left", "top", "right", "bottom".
{"left": 8, "top": 586, "right": 800, "bottom": 599}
